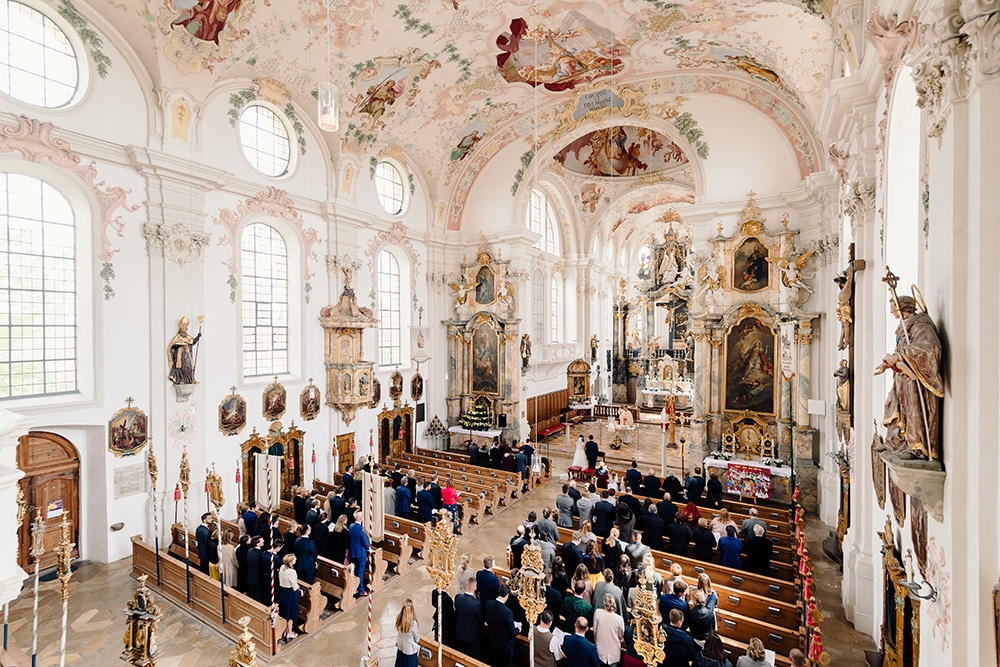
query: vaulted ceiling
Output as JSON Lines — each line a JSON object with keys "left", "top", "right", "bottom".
{"left": 91, "top": 0, "right": 836, "bottom": 239}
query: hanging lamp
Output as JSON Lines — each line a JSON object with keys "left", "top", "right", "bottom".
{"left": 317, "top": 1, "right": 339, "bottom": 132}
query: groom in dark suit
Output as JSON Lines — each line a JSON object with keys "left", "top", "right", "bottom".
{"left": 585, "top": 434, "right": 599, "bottom": 469}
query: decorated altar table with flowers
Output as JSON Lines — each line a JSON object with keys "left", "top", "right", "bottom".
{"left": 704, "top": 456, "right": 792, "bottom": 501}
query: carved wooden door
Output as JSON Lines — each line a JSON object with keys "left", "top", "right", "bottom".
{"left": 17, "top": 432, "right": 80, "bottom": 570}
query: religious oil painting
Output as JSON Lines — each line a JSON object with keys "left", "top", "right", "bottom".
{"left": 218, "top": 390, "right": 247, "bottom": 436}
{"left": 262, "top": 378, "right": 286, "bottom": 421}
{"left": 724, "top": 317, "right": 776, "bottom": 414}
{"left": 108, "top": 403, "right": 148, "bottom": 458}
{"left": 389, "top": 371, "right": 404, "bottom": 402}
{"left": 495, "top": 13, "right": 628, "bottom": 92}
{"left": 411, "top": 372, "right": 424, "bottom": 402}
{"left": 733, "top": 237, "right": 771, "bottom": 292}
{"left": 872, "top": 430, "right": 887, "bottom": 510}
{"left": 299, "top": 381, "right": 321, "bottom": 422}
{"left": 475, "top": 266, "right": 496, "bottom": 305}
{"left": 888, "top": 474, "right": 906, "bottom": 525}
{"left": 471, "top": 322, "right": 500, "bottom": 395}
{"left": 350, "top": 51, "right": 441, "bottom": 128}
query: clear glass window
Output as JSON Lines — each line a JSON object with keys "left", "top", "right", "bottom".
{"left": 0, "top": 173, "right": 76, "bottom": 398}
{"left": 239, "top": 105, "right": 291, "bottom": 177}
{"left": 377, "top": 250, "right": 401, "bottom": 366}
{"left": 528, "top": 189, "right": 560, "bottom": 256}
{"left": 241, "top": 223, "right": 288, "bottom": 376}
{"left": 374, "top": 162, "right": 405, "bottom": 215}
{"left": 0, "top": 1, "right": 78, "bottom": 108}
{"left": 550, "top": 278, "right": 560, "bottom": 343}
{"left": 532, "top": 269, "right": 544, "bottom": 344}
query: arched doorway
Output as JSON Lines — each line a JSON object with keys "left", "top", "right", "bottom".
{"left": 17, "top": 432, "right": 81, "bottom": 570}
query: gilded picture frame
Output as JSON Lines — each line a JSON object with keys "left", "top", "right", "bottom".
{"left": 471, "top": 320, "right": 500, "bottom": 395}
{"left": 218, "top": 390, "right": 247, "bottom": 436}
{"left": 300, "top": 381, "right": 321, "bottom": 422}
{"left": 411, "top": 371, "right": 424, "bottom": 402}
{"left": 108, "top": 403, "right": 148, "bottom": 458}
{"left": 389, "top": 370, "right": 404, "bottom": 402}
{"left": 262, "top": 378, "right": 287, "bottom": 421}
{"left": 732, "top": 236, "right": 770, "bottom": 292}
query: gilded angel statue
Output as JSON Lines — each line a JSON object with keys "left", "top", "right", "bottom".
{"left": 769, "top": 249, "right": 816, "bottom": 295}
{"left": 447, "top": 279, "right": 475, "bottom": 307}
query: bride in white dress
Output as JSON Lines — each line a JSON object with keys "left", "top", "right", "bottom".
{"left": 572, "top": 435, "right": 588, "bottom": 468}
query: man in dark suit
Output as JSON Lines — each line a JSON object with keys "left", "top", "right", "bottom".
{"left": 395, "top": 477, "right": 413, "bottom": 518}
{"left": 561, "top": 531, "right": 584, "bottom": 576}
{"left": 642, "top": 469, "right": 661, "bottom": 498}
{"left": 561, "top": 617, "right": 600, "bottom": 667}
{"left": 348, "top": 511, "right": 370, "bottom": 596}
{"left": 743, "top": 523, "right": 774, "bottom": 575}
{"left": 584, "top": 435, "right": 599, "bottom": 469}
{"left": 656, "top": 492, "right": 678, "bottom": 525}
{"left": 454, "top": 576, "right": 481, "bottom": 659}
{"left": 483, "top": 584, "right": 519, "bottom": 667}
{"left": 684, "top": 467, "right": 706, "bottom": 503}
{"left": 429, "top": 474, "right": 444, "bottom": 509}
{"left": 259, "top": 540, "right": 282, "bottom": 605}
{"left": 509, "top": 525, "right": 528, "bottom": 569}
{"left": 661, "top": 472, "right": 683, "bottom": 500}
{"left": 341, "top": 466, "right": 355, "bottom": 504}
{"left": 476, "top": 556, "right": 501, "bottom": 605}
{"left": 662, "top": 608, "right": 696, "bottom": 666}
{"left": 638, "top": 504, "right": 664, "bottom": 551}
{"left": 294, "top": 523, "right": 318, "bottom": 584}
{"left": 415, "top": 482, "right": 435, "bottom": 523}
{"left": 245, "top": 536, "right": 263, "bottom": 601}
{"left": 293, "top": 487, "right": 309, "bottom": 524}
{"left": 665, "top": 516, "right": 692, "bottom": 557}
{"left": 625, "top": 462, "right": 643, "bottom": 495}
{"left": 327, "top": 489, "right": 346, "bottom": 525}
{"left": 304, "top": 498, "right": 320, "bottom": 527}
{"left": 195, "top": 512, "right": 217, "bottom": 575}
{"left": 591, "top": 490, "right": 616, "bottom": 537}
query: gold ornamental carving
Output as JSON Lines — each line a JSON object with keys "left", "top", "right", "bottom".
{"left": 229, "top": 616, "right": 258, "bottom": 667}
{"left": 57, "top": 512, "right": 74, "bottom": 603}
{"left": 121, "top": 574, "right": 162, "bottom": 666}
{"left": 206, "top": 463, "right": 225, "bottom": 513}
{"left": 631, "top": 567, "right": 666, "bottom": 666}
{"left": 735, "top": 301, "right": 767, "bottom": 321}
{"left": 426, "top": 513, "right": 457, "bottom": 591}
{"left": 178, "top": 445, "right": 191, "bottom": 498}
{"left": 795, "top": 333, "right": 814, "bottom": 345}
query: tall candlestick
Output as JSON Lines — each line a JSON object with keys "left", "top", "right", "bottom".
{"left": 29, "top": 510, "right": 43, "bottom": 667}
{"left": 57, "top": 513, "right": 74, "bottom": 667}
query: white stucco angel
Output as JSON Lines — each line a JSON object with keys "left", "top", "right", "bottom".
{"left": 447, "top": 279, "right": 475, "bottom": 308}
{"left": 770, "top": 249, "right": 816, "bottom": 297}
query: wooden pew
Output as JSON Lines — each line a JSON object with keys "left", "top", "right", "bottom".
{"left": 418, "top": 447, "right": 552, "bottom": 486}
{"left": 388, "top": 458, "right": 508, "bottom": 511}
{"left": 384, "top": 515, "right": 431, "bottom": 555}
{"left": 379, "top": 531, "right": 414, "bottom": 575}
{"left": 399, "top": 451, "right": 521, "bottom": 499}
{"left": 133, "top": 535, "right": 288, "bottom": 658}
{"left": 416, "top": 637, "right": 489, "bottom": 667}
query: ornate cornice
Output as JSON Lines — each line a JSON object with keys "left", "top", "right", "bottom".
{"left": 960, "top": 0, "right": 1000, "bottom": 79}
{"left": 143, "top": 223, "right": 210, "bottom": 267}
{"left": 911, "top": 6, "right": 973, "bottom": 142}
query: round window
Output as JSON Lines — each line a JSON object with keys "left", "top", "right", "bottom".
{"left": 0, "top": 1, "right": 80, "bottom": 108}
{"left": 374, "top": 161, "right": 406, "bottom": 215}
{"left": 238, "top": 104, "right": 291, "bottom": 177}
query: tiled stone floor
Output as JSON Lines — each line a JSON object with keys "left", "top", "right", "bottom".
{"left": 0, "top": 420, "right": 874, "bottom": 666}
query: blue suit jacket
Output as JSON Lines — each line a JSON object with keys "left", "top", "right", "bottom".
{"left": 294, "top": 536, "right": 318, "bottom": 571}
{"left": 562, "top": 633, "right": 600, "bottom": 667}
{"left": 348, "top": 522, "right": 370, "bottom": 560}
{"left": 395, "top": 485, "right": 413, "bottom": 517}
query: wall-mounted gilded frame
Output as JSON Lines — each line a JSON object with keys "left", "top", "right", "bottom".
{"left": 300, "top": 381, "right": 321, "bottom": 422}
{"left": 218, "top": 389, "right": 247, "bottom": 436}
{"left": 109, "top": 401, "right": 148, "bottom": 458}
{"left": 471, "top": 320, "right": 500, "bottom": 395}
{"left": 732, "top": 236, "right": 771, "bottom": 292}
{"left": 262, "top": 378, "right": 287, "bottom": 421}
{"left": 475, "top": 265, "right": 496, "bottom": 305}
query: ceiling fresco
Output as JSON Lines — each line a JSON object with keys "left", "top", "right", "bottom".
{"left": 552, "top": 126, "right": 688, "bottom": 178}
{"left": 86, "top": 0, "right": 834, "bottom": 231}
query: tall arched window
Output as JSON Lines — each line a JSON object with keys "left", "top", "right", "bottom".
{"left": 528, "top": 189, "right": 560, "bottom": 255}
{"left": 550, "top": 277, "right": 560, "bottom": 343}
{"left": 0, "top": 173, "right": 77, "bottom": 398}
{"left": 241, "top": 222, "right": 289, "bottom": 376}
{"left": 531, "top": 269, "right": 544, "bottom": 344}
{"left": 377, "top": 250, "right": 401, "bottom": 366}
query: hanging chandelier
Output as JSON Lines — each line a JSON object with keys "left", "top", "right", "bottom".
{"left": 317, "top": 1, "right": 339, "bottom": 132}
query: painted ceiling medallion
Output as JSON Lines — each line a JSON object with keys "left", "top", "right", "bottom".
{"left": 495, "top": 13, "right": 630, "bottom": 92}
{"left": 553, "top": 126, "right": 687, "bottom": 178}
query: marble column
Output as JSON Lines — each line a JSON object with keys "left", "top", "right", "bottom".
{"left": 691, "top": 330, "right": 711, "bottom": 419}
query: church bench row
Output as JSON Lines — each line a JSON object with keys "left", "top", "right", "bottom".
{"left": 168, "top": 523, "right": 326, "bottom": 634}
{"left": 491, "top": 565, "right": 799, "bottom": 667}
{"left": 266, "top": 515, "right": 394, "bottom": 588}
{"left": 533, "top": 417, "right": 566, "bottom": 441}
{"left": 387, "top": 454, "right": 516, "bottom": 504}
{"left": 133, "top": 535, "right": 290, "bottom": 658}
{"left": 382, "top": 459, "right": 506, "bottom": 515}
{"left": 324, "top": 469, "right": 497, "bottom": 522}
{"left": 313, "top": 473, "right": 486, "bottom": 536}
{"left": 600, "top": 469, "right": 793, "bottom": 524}
{"left": 216, "top": 518, "right": 361, "bottom": 613}
{"left": 411, "top": 447, "right": 553, "bottom": 486}
{"left": 554, "top": 524, "right": 797, "bottom": 584}
{"left": 400, "top": 449, "right": 538, "bottom": 493}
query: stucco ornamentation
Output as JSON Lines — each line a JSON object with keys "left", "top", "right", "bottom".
{"left": 143, "top": 223, "right": 211, "bottom": 267}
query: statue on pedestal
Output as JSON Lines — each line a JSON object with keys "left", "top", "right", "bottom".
{"left": 167, "top": 316, "right": 203, "bottom": 385}
{"left": 874, "top": 289, "right": 944, "bottom": 461}
{"left": 520, "top": 334, "right": 531, "bottom": 374}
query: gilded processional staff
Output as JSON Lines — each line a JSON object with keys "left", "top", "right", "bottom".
{"left": 167, "top": 316, "right": 203, "bottom": 385}
{"left": 874, "top": 292, "right": 943, "bottom": 461}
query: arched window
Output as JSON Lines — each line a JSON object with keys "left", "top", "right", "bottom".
{"left": 0, "top": 1, "right": 80, "bottom": 108}
{"left": 377, "top": 250, "right": 401, "bottom": 366}
{"left": 239, "top": 105, "right": 291, "bottom": 177}
{"left": 0, "top": 173, "right": 76, "bottom": 398}
{"left": 528, "top": 189, "right": 560, "bottom": 255}
{"left": 531, "top": 269, "right": 544, "bottom": 344}
{"left": 241, "top": 222, "right": 289, "bottom": 377}
{"left": 550, "top": 277, "right": 561, "bottom": 343}
{"left": 374, "top": 162, "right": 406, "bottom": 215}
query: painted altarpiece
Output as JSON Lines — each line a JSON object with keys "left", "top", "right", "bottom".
{"left": 686, "top": 193, "right": 819, "bottom": 509}
{"left": 444, "top": 236, "right": 520, "bottom": 442}
{"left": 239, "top": 421, "right": 305, "bottom": 507}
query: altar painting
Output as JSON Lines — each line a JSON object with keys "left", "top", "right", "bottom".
{"left": 733, "top": 237, "right": 770, "bottom": 292}
{"left": 475, "top": 266, "right": 495, "bottom": 305}
{"left": 471, "top": 322, "right": 500, "bottom": 395}
{"left": 724, "top": 317, "right": 776, "bottom": 414}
